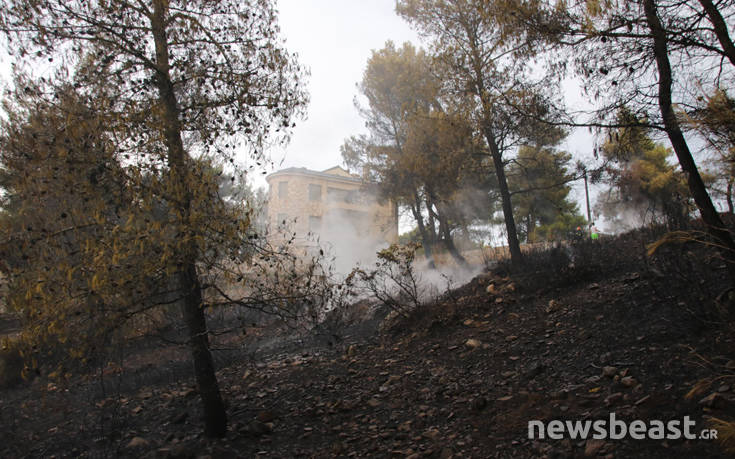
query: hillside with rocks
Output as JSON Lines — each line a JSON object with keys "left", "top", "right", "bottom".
{"left": 2, "top": 229, "right": 735, "bottom": 458}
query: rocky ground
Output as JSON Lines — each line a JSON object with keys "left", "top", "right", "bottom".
{"left": 2, "top": 232, "right": 735, "bottom": 458}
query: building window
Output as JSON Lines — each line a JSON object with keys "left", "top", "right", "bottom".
{"left": 327, "top": 187, "right": 349, "bottom": 203}
{"left": 327, "top": 187, "right": 362, "bottom": 204}
{"left": 278, "top": 181, "right": 288, "bottom": 199}
{"left": 308, "top": 215, "right": 322, "bottom": 232}
{"left": 308, "top": 184, "right": 322, "bottom": 201}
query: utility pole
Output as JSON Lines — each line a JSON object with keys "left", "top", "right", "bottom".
{"left": 583, "top": 168, "right": 591, "bottom": 223}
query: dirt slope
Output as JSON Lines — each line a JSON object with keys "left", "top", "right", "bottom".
{"left": 2, "top": 238, "right": 735, "bottom": 458}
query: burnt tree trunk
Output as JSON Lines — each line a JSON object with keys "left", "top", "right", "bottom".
{"left": 483, "top": 127, "right": 523, "bottom": 265}
{"left": 425, "top": 196, "right": 438, "bottom": 245}
{"left": 412, "top": 193, "right": 435, "bottom": 269}
{"left": 698, "top": 0, "right": 735, "bottom": 68}
{"left": 457, "top": 13, "right": 523, "bottom": 266}
{"left": 438, "top": 213, "right": 470, "bottom": 268}
{"left": 151, "top": 0, "right": 227, "bottom": 437}
{"left": 644, "top": 0, "right": 735, "bottom": 281}
{"left": 428, "top": 191, "right": 469, "bottom": 268}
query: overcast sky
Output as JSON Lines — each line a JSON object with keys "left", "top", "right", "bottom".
{"left": 0, "top": 1, "right": 603, "bottom": 227}
{"left": 269, "top": 0, "right": 420, "bottom": 175}
{"left": 268, "top": 1, "right": 599, "bottom": 222}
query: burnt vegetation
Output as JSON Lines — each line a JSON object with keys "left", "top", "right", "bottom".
{"left": 0, "top": 0, "right": 735, "bottom": 458}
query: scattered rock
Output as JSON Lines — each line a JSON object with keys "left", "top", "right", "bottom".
{"left": 423, "top": 428, "right": 441, "bottom": 441}
{"left": 470, "top": 397, "right": 487, "bottom": 411}
{"left": 620, "top": 376, "right": 637, "bottom": 388}
{"left": 256, "top": 410, "right": 275, "bottom": 423}
{"left": 172, "top": 412, "right": 187, "bottom": 424}
{"left": 699, "top": 392, "right": 730, "bottom": 409}
{"left": 126, "top": 437, "right": 149, "bottom": 448}
{"left": 718, "top": 385, "right": 731, "bottom": 393}
{"left": 584, "top": 439, "right": 606, "bottom": 457}
{"left": 465, "top": 339, "right": 483, "bottom": 348}
{"left": 524, "top": 362, "right": 545, "bottom": 379}
{"left": 602, "top": 366, "right": 617, "bottom": 378}
{"left": 242, "top": 420, "right": 273, "bottom": 437}
{"left": 604, "top": 392, "right": 623, "bottom": 406}
{"left": 346, "top": 345, "right": 356, "bottom": 357}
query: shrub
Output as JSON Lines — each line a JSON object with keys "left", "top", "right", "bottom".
{"left": 345, "top": 243, "right": 424, "bottom": 316}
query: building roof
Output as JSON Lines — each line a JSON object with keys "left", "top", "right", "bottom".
{"left": 265, "top": 166, "right": 363, "bottom": 184}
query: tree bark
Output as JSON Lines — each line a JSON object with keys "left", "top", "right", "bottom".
{"left": 428, "top": 191, "right": 470, "bottom": 268}
{"left": 483, "top": 126, "right": 523, "bottom": 265}
{"left": 461, "top": 17, "right": 523, "bottom": 266}
{"left": 411, "top": 193, "right": 435, "bottom": 269}
{"left": 425, "top": 196, "right": 438, "bottom": 245}
{"left": 698, "top": 0, "right": 735, "bottom": 68}
{"left": 644, "top": 0, "right": 735, "bottom": 281}
{"left": 525, "top": 214, "right": 531, "bottom": 242}
{"left": 437, "top": 212, "right": 470, "bottom": 268}
{"left": 151, "top": 0, "right": 227, "bottom": 437}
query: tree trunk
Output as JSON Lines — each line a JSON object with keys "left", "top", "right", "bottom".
{"left": 179, "top": 266, "right": 227, "bottom": 437}
{"left": 644, "top": 0, "right": 735, "bottom": 281}
{"left": 698, "top": 0, "right": 735, "bottom": 68}
{"left": 151, "top": 0, "right": 227, "bottom": 437}
{"left": 527, "top": 213, "right": 535, "bottom": 243}
{"left": 425, "top": 196, "right": 438, "bottom": 246}
{"left": 464, "top": 24, "right": 523, "bottom": 266}
{"left": 411, "top": 193, "right": 435, "bottom": 269}
{"left": 437, "top": 212, "right": 470, "bottom": 268}
{"left": 483, "top": 126, "right": 523, "bottom": 265}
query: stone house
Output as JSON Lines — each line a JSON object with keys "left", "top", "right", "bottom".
{"left": 265, "top": 166, "right": 398, "bottom": 252}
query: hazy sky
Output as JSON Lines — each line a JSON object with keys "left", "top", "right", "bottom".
{"left": 271, "top": 0, "right": 420, "bottom": 175}
{"left": 0, "top": 1, "right": 601, "bottom": 226}
{"left": 271, "top": 1, "right": 597, "bottom": 222}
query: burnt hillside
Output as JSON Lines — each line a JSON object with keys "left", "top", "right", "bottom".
{"left": 1, "top": 227, "right": 735, "bottom": 458}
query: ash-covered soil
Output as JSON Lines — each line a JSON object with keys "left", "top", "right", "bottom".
{"left": 2, "top": 232, "right": 735, "bottom": 458}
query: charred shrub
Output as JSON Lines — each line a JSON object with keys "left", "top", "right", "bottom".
{"left": 500, "top": 240, "right": 603, "bottom": 292}
{"left": 646, "top": 225, "right": 734, "bottom": 324}
{"left": 501, "top": 227, "right": 661, "bottom": 293}
{"left": 346, "top": 243, "right": 424, "bottom": 317}
{"left": 0, "top": 342, "right": 25, "bottom": 389}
